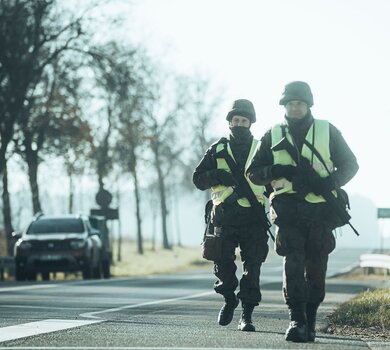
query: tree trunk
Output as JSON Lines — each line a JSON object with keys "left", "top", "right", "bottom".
{"left": 151, "top": 211, "right": 156, "bottom": 251}
{"left": 133, "top": 166, "right": 143, "bottom": 255}
{"left": 26, "top": 149, "right": 42, "bottom": 215}
{"left": 68, "top": 172, "right": 73, "bottom": 214}
{"left": 156, "top": 159, "right": 170, "bottom": 249}
{"left": 116, "top": 190, "right": 122, "bottom": 262}
{"left": 172, "top": 188, "right": 182, "bottom": 247}
{"left": 1, "top": 161, "right": 15, "bottom": 256}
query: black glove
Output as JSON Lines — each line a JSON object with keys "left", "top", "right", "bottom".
{"left": 247, "top": 170, "right": 262, "bottom": 185}
{"left": 216, "top": 169, "right": 236, "bottom": 186}
{"left": 309, "top": 176, "right": 335, "bottom": 195}
{"left": 271, "top": 165, "right": 297, "bottom": 181}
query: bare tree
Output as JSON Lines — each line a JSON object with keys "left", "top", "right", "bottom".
{"left": 87, "top": 42, "right": 152, "bottom": 254}
{"left": 186, "top": 76, "right": 223, "bottom": 203}
{"left": 144, "top": 75, "right": 189, "bottom": 249}
{"left": 13, "top": 57, "right": 91, "bottom": 215}
{"left": 0, "top": 0, "right": 85, "bottom": 253}
{"left": 86, "top": 43, "right": 128, "bottom": 192}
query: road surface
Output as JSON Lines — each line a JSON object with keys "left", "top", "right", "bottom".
{"left": 0, "top": 248, "right": 388, "bottom": 349}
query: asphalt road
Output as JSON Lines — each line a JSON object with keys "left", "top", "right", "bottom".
{"left": 0, "top": 247, "right": 388, "bottom": 350}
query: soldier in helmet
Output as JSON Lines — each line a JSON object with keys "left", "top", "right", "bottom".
{"left": 192, "top": 99, "right": 269, "bottom": 332}
{"left": 247, "top": 81, "right": 359, "bottom": 342}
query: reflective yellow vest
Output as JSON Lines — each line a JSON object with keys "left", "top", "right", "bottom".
{"left": 211, "top": 139, "right": 265, "bottom": 206}
{"left": 270, "top": 119, "right": 335, "bottom": 203}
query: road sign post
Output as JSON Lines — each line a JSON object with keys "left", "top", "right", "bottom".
{"left": 377, "top": 208, "right": 390, "bottom": 253}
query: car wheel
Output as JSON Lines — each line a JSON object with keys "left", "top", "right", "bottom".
{"left": 26, "top": 272, "right": 37, "bottom": 281}
{"left": 41, "top": 272, "right": 50, "bottom": 281}
{"left": 15, "top": 265, "right": 26, "bottom": 281}
{"left": 82, "top": 263, "right": 92, "bottom": 279}
{"left": 102, "top": 259, "right": 110, "bottom": 279}
{"left": 92, "top": 261, "right": 102, "bottom": 279}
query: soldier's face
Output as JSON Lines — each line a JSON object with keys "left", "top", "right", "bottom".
{"left": 285, "top": 100, "right": 308, "bottom": 119}
{"left": 230, "top": 115, "right": 251, "bottom": 128}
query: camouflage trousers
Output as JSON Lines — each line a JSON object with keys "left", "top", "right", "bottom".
{"left": 275, "top": 221, "right": 336, "bottom": 304}
{"left": 213, "top": 224, "right": 269, "bottom": 305}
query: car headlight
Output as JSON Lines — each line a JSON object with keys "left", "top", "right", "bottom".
{"left": 17, "top": 240, "right": 32, "bottom": 250}
{"left": 70, "top": 239, "right": 87, "bottom": 249}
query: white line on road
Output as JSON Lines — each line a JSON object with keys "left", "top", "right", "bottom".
{"left": 0, "top": 284, "right": 57, "bottom": 293}
{"left": 0, "top": 319, "right": 102, "bottom": 343}
{"left": 1, "top": 304, "right": 87, "bottom": 311}
{"left": 79, "top": 290, "right": 214, "bottom": 319}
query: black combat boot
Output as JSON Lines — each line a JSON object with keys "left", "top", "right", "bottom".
{"left": 218, "top": 294, "right": 239, "bottom": 326}
{"left": 285, "top": 302, "right": 308, "bottom": 343}
{"left": 306, "top": 302, "right": 320, "bottom": 342}
{"left": 238, "top": 303, "right": 256, "bottom": 332}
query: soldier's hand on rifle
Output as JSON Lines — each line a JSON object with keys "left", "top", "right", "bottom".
{"left": 271, "top": 164, "right": 297, "bottom": 181}
{"left": 309, "top": 176, "right": 335, "bottom": 195}
{"left": 291, "top": 164, "right": 314, "bottom": 192}
{"left": 216, "top": 170, "right": 237, "bottom": 186}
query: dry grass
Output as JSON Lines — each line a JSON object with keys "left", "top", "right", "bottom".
{"left": 327, "top": 288, "right": 390, "bottom": 339}
{"left": 110, "top": 240, "right": 277, "bottom": 277}
{"left": 110, "top": 240, "right": 213, "bottom": 277}
{"left": 0, "top": 233, "right": 7, "bottom": 255}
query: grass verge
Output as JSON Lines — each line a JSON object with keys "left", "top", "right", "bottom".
{"left": 111, "top": 241, "right": 213, "bottom": 277}
{"left": 327, "top": 288, "right": 390, "bottom": 339}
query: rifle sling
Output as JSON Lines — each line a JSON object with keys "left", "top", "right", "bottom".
{"left": 280, "top": 124, "right": 332, "bottom": 176}
{"left": 217, "top": 144, "right": 272, "bottom": 233}
{"left": 277, "top": 125, "right": 300, "bottom": 164}
{"left": 219, "top": 150, "right": 260, "bottom": 207}
{"left": 303, "top": 140, "right": 333, "bottom": 177}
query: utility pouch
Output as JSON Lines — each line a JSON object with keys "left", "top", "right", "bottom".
{"left": 201, "top": 232, "right": 223, "bottom": 261}
{"left": 328, "top": 188, "right": 351, "bottom": 229}
{"left": 201, "top": 200, "right": 222, "bottom": 261}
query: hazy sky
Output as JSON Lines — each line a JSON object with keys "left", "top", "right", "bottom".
{"left": 128, "top": 0, "right": 390, "bottom": 209}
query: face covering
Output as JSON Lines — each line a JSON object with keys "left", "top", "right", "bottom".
{"left": 230, "top": 126, "right": 251, "bottom": 140}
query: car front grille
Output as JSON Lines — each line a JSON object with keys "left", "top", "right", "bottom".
{"left": 33, "top": 259, "right": 71, "bottom": 267}
{"left": 31, "top": 240, "right": 72, "bottom": 251}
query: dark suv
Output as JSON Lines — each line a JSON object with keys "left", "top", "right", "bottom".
{"left": 14, "top": 214, "right": 103, "bottom": 281}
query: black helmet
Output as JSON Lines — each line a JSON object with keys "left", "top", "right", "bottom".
{"left": 226, "top": 99, "right": 256, "bottom": 123}
{"left": 279, "top": 81, "right": 314, "bottom": 107}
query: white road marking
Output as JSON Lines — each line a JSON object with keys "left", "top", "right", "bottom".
{"left": 0, "top": 319, "right": 102, "bottom": 343}
{"left": 0, "top": 284, "right": 57, "bottom": 293}
{"left": 0, "top": 291, "right": 213, "bottom": 343}
{"left": 1, "top": 305, "right": 87, "bottom": 311}
{"left": 79, "top": 290, "right": 214, "bottom": 319}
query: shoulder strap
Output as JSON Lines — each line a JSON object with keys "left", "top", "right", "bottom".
{"left": 217, "top": 143, "right": 274, "bottom": 240}
{"left": 303, "top": 139, "right": 332, "bottom": 176}
{"left": 281, "top": 123, "right": 331, "bottom": 176}
{"left": 272, "top": 125, "right": 299, "bottom": 164}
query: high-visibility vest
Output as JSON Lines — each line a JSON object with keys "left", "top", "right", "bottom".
{"left": 270, "top": 119, "right": 335, "bottom": 203}
{"left": 210, "top": 139, "right": 265, "bottom": 206}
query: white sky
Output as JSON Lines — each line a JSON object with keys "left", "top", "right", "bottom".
{"left": 126, "top": 0, "right": 390, "bottom": 208}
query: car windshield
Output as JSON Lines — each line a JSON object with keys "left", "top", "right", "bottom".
{"left": 27, "top": 219, "right": 85, "bottom": 234}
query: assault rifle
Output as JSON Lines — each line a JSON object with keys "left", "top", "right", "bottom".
{"left": 217, "top": 144, "right": 275, "bottom": 242}
{"left": 271, "top": 136, "right": 359, "bottom": 236}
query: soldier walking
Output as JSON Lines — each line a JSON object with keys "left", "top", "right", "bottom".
{"left": 193, "top": 99, "right": 270, "bottom": 331}
{"left": 247, "top": 82, "right": 358, "bottom": 342}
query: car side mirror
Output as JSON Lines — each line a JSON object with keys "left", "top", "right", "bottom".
{"left": 12, "top": 231, "right": 22, "bottom": 240}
